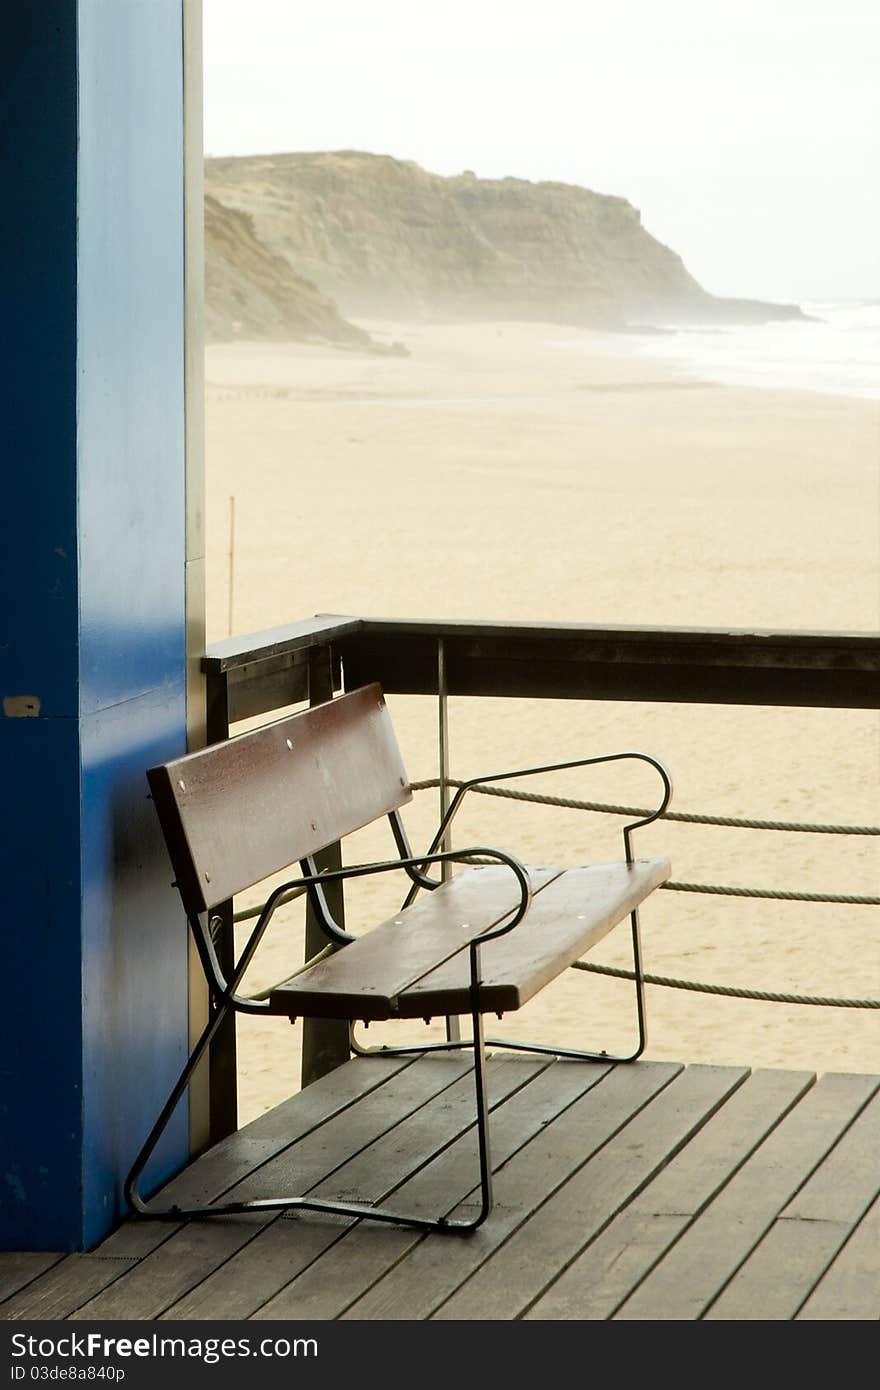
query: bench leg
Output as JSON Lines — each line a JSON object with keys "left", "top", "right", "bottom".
{"left": 468, "top": 979, "right": 495, "bottom": 1227}
{"left": 487, "top": 906, "right": 649, "bottom": 1064}
{"left": 124, "top": 995, "right": 495, "bottom": 1235}
{"left": 350, "top": 906, "right": 648, "bottom": 1066}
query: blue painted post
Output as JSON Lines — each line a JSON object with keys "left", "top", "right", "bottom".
{"left": 0, "top": 2, "right": 191, "bottom": 1250}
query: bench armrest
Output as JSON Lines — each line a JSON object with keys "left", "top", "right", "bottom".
{"left": 265, "top": 844, "right": 532, "bottom": 933}
{"left": 207, "top": 844, "right": 534, "bottom": 1014}
{"left": 424, "top": 751, "right": 673, "bottom": 869}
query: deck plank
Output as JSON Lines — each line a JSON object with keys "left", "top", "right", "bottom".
{"left": 433, "top": 1063, "right": 748, "bottom": 1320}
{"left": 7, "top": 1057, "right": 880, "bottom": 1322}
{"left": 73, "top": 1052, "right": 411, "bottom": 1268}
{"left": 0, "top": 1256, "right": 138, "bottom": 1321}
{"left": 704, "top": 1079, "right": 880, "bottom": 1320}
{"left": 160, "top": 1052, "right": 416, "bottom": 1208}
{"left": 350, "top": 1056, "right": 610, "bottom": 1232}
{"left": 224, "top": 1054, "right": 472, "bottom": 1204}
{"left": 341, "top": 1060, "right": 682, "bottom": 1321}
{"left": 69, "top": 1056, "right": 467, "bottom": 1322}
{"left": 613, "top": 1070, "right": 880, "bottom": 1320}
{"left": 89, "top": 1054, "right": 418, "bottom": 1268}
{"left": 525, "top": 1066, "right": 815, "bottom": 1320}
{"left": 163, "top": 1055, "right": 546, "bottom": 1319}
{"left": 0, "top": 1252, "right": 65, "bottom": 1305}
{"left": 796, "top": 1193, "right": 880, "bottom": 1320}
{"left": 252, "top": 1057, "right": 604, "bottom": 1321}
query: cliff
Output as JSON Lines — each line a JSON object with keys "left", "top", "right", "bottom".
{"left": 204, "top": 193, "right": 401, "bottom": 351}
{"left": 205, "top": 150, "right": 804, "bottom": 331}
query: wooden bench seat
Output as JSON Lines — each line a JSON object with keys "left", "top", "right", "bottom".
{"left": 270, "top": 859, "right": 670, "bottom": 1021}
{"left": 125, "top": 682, "right": 672, "bottom": 1235}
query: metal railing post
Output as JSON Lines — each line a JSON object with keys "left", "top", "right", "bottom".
{"left": 438, "top": 638, "right": 462, "bottom": 1044}
{"left": 301, "top": 645, "right": 352, "bottom": 1086}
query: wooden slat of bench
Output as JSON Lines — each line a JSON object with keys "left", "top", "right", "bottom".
{"left": 268, "top": 864, "right": 564, "bottom": 1020}
{"left": 148, "top": 683, "right": 410, "bottom": 914}
{"left": 397, "top": 857, "right": 671, "bottom": 1018}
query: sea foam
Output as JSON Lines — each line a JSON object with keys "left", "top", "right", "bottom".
{"left": 621, "top": 299, "right": 880, "bottom": 401}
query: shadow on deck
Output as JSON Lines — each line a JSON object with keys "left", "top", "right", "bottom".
{"left": 3, "top": 1051, "right": 880, "bottom": 1321}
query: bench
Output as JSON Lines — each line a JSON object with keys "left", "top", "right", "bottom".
{"left": 125, "top": 682, "right": 672, "bottom": 1233}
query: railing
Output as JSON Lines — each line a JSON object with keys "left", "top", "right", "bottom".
{"left": 201, "top": 615, "right": 880, "bottom": 1141}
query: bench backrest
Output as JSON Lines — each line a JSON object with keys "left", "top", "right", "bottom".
{"left": 147, "top": 683, "right": 411, "bottom": 915}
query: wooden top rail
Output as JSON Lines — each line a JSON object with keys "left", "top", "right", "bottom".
{"left": 203, "top": 615, "right": 880, "bottom": 719}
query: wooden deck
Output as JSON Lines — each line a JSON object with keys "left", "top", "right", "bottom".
{"left": 3, "top": 1051, "right": 880, "bottom": 1321}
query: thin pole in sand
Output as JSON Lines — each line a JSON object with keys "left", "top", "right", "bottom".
{"left": 227, "top": 495, "right": 236, "bottom": 636}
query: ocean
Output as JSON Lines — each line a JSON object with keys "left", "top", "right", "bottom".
{"left": 614, "top": 298, "right": 880, "bottom": 401}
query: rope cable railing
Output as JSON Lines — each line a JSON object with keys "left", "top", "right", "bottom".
{"left": 570, "top": 961, "right": 880, "bottom": 1010}
{"left": 410, "top": 777, "right": 880, "bottom": 836}
{"left": 409, "top": 778, "right": 880, "bottom": 905}
{"left": 410, "top": 776, "right": 880, "bottom": 1011}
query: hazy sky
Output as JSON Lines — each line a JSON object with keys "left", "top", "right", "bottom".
{"left": 203, "top": 0, "right": 880, "bottom": 303}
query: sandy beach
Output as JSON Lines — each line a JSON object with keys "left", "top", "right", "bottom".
{"left": 204, "top": 320, "right": 879, "bottom": 1124}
